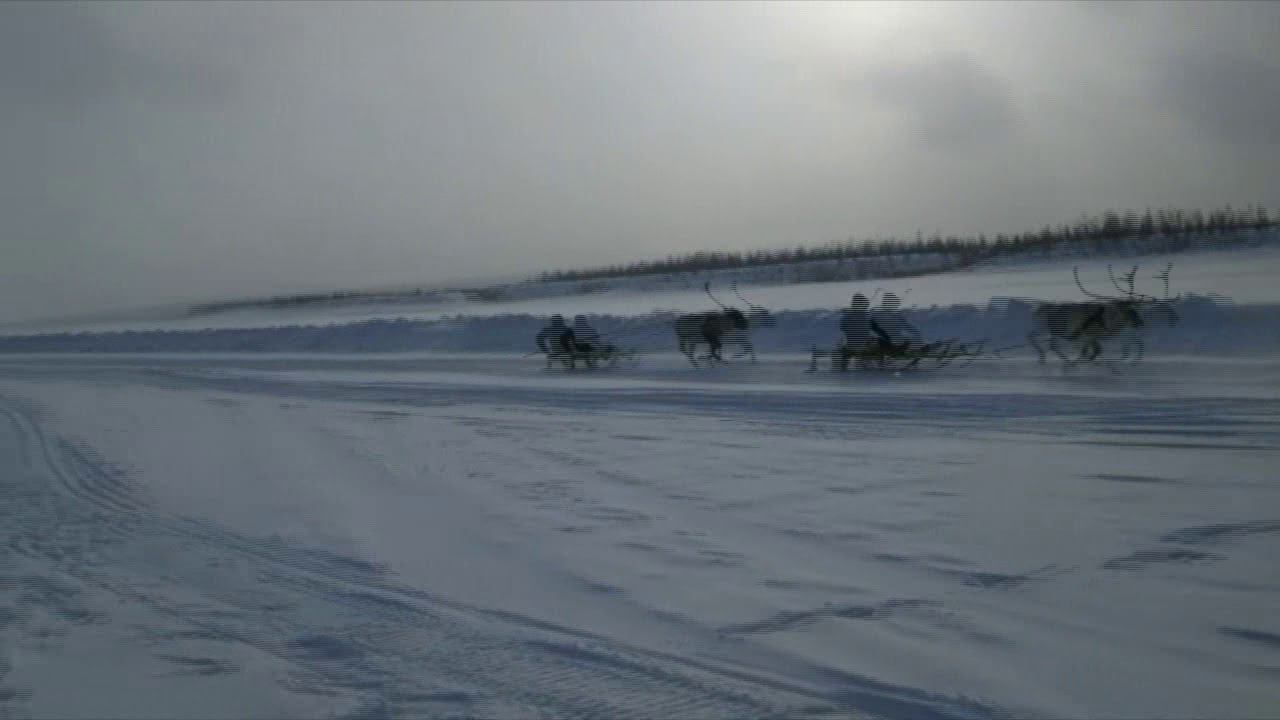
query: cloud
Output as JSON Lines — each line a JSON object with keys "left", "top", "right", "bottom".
{"left": 1158, "top": 50, "right": 1280, "bottom": 146}
{"left": 0, "top": 3, "right": 244, "bottom": 109}
{"left": 0, "top": 2, "right": 1276, "bottom": 325}
{"left": 858, "top": 52, "right": 1018, "bottom": 149}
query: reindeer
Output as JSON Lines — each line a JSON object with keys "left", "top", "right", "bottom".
{"left": 674, "top": 282, "right": 775, "bottom": 366}
{"left": 1029, "top": 264, "right": 1179, "bottom": 364}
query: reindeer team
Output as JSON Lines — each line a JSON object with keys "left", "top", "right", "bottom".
{"left": 1027, "top": 264, "right": 1180, "bottom": 365}
{"left": 674, "top": 283, "right": 776, "bottom": 366}
{"left": 535, "top": 264, "right": 1181, "bottom": 370}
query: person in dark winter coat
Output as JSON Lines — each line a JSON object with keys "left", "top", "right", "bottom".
{"left": 837, "top": 293, "right": 874, "bottom": 370}
{"left": 840, "top": 293, "right": 873, "bottom": 347}
{"left": 571, "top": 316, "right": 600, "bottom": 353}
{"left": 536, "top": 315, "right": 576, "bottom": 367}
{"left": 869, "top": 293, "right": 921, "bottom": 353}
{"left": 571, "top": 315, "right": 604, "bottom": 368}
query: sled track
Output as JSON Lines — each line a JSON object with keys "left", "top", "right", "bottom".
{"left": 0, "top": 402, "right": 142, "bottom": 516}
{"left": 2, "top": 391, "right": 1011, "bottom": 719}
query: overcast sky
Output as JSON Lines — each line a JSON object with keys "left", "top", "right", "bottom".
{"left": 2, "top": 1, "right": 1277, "bottom": 323}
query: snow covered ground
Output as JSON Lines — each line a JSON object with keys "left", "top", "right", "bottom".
{"left": 2, "top": 247, "right": 1279, "bottom": 718}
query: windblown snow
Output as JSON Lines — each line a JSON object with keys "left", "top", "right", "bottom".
{"left": 1, "top": 245, "right": 1278, "bottom": 718}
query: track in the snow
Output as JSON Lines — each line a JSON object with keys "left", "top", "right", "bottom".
{"left": 3, "top": 352, "right": 1278, "bottom": 719}
{"left": 0, "top": 388, "right": 1004, "bottom": 719}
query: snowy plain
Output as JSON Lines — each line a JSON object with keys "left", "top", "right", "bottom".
{"left": 1, "top": 245, "right": 1279, "bottom": 719}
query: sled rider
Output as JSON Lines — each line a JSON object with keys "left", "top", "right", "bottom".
{"left": 572, "top": 315, "right": 601, "bottom": 354}
{"left": 571, "top": 315, "right": 606, "bottom": 368}
{"left": 869, "top": 293, "right": 922, "bottom": 353}
{"left": 837, "top": 293, "right": 874, "bottom": 369}
{"left": 536, "top": 315, "right": 577, "bottom": 367}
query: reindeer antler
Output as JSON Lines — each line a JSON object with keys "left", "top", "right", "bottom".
{"left": 1153, "top": 263, "right": 1181, "bottom": 301}
{"left": 704, "top": 282, "right": 729, "bottom": 310}
{"left": 730, "top": 281, "right": 764, "bottom": 310}
{"left": 1106, "top": 265, "right": 1140, "bottom": 297}
{"left": 1074, "top": 266, "right": 1115, "bottom": 300}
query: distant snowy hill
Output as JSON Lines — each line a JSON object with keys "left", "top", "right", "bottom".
{"left": 2, "top": 233, "right": 1278, "bottom": 359}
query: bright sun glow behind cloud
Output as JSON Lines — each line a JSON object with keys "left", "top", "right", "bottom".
{"left": 0, "top": 1, "right": 1276, "bottom": 323}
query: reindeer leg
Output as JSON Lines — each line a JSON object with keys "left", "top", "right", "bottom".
{"left": 682, "top": 343, "right": 699, "bottom": 367}
{"left": 1077, "top": 338, "right": 1101, "bottom": 363}
{"left": 1049, "top": 337, "right": 1072, "bottom": 365}
{"left": 1028, "top": 331, "right": 1046, "bottom": 363}
{"left": 708, "top": 336, "right": 723, "bottom": 363}
{"left": 678, "top": 339, "right": 697, "bottom": 367}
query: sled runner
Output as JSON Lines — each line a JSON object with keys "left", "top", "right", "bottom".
{"left": 808, "top": 338, "right": 985, "bottom": 372}
{"left": 542, "top": 343, "right": 636, "bottom": 370}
